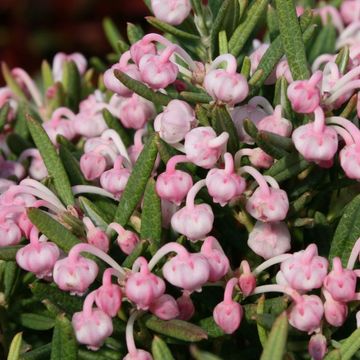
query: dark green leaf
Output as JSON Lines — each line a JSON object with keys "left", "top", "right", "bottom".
{"left": 78, "top": 196, "right": 110, "bottom": 228}
{"left": 62, "top": 61, "right": 81, "bottom": 112}
{"left": 102, "top": 109, "right": 131, "bottom": 147}
{"left": 58, "top": 145, "right": 87, "bottom": 186}
{"left": 4, "top": 261, "right": 20, "bottom": 300}
{"left": 0, "top": 103, "right": 10, "bottom": 132}
{"left": 152, "top": 336, "right": 175, "bottom": 360}
{"left": 18, "top": 313, "right": 55, "bottom": 331}
{"left": 190, "top": 346, "right": 222, "bottom": 360}
{"left": 6, "top": 133, "right": 32, "bottom": 156}
{"left": 198, "top": 317, "right": 224, "bottom": 338}
{"left": 0, "top": 246, "right": 23, "bottom": 261}
{"left": 325, "top": 328, "right": 360, "bottom": 360}
{"left": 180, "top": 91, "right": 212, "bottom": 104}
{"left": 308, "top": 24, "right": 336, "bottom": 64}
{"left": 20, "top": 344, "right": 52, "bottom": 360}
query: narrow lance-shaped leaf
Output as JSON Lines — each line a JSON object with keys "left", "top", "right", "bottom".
{"left": 50, "top": 314, "right": 78, "bottom": 360}
{"left": 325, "top": 328, "right": 360, "bottom": 360}
{"left": 41, "top": 60, "right": 54, "bottom": 90}
{"left": 19, "top": 313, "right": 55, "bottom": 331}
{"left": 114, "top": 70, "right": 172, "bottom": 106}
{"left": 127, "top": 23, "right": 144, "bottom": 44}
{"left": 275, "top": 0, "right": 310, "bottom": 80}
{"left": 114, "top": 133, "right": 159, "bottom": 225}
{"left": 4, "top": 261, "right": 20, "bottom": 300}
{"left": 62, "top": 60, "right": 81, "bottom": 112}
{"left": 27, "top": 115, "right": 74, "bottom": 206}
{"left": 257, "top": 296, "right": 268, "bottom": 348}
{"left": 59, "top": 145, "right": 88, "bottom": 186}
{"left": 308, "top": 23, "right": 337, "bottom": 64}
{"left": 102, "top": 108, "right": 131, "bottom": 147}
{"left": 335, "top": 46, "right": 350, "bottom": 74}
{"left": 103, "top": 17, "right": 124, "bottom": 53}
{"left": 19, "top": 344, "right": 52, "bottom": 360}
{"left": 0, "top": 103, "right": 10, "bottom": 132}
{"left": 218, "top": 30, "right": 229, "bottom": 55}
{"left": 260, "top": 312, "right": 288, "bottom": 360}
{"left": 1, "top": 62, "right": 27, "bottom": 101}
{"left": 7, "top": 332, "right": 22, "bottom": 360}
{"left": 141, "top": 178, "right": 162, "bottom": 254}
{"left": 190, "top": 346, "right": 222, "bottom": 360}
{"left": 78, "top": 196, "right": 110, "bottom": 228}
{"left": 0, "top": 246, "right": 23, "bottom": 261}
{"left": 151, "top": 336, "right": 175, "bottom": 360}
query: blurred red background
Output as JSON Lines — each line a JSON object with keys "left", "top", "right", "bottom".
{"left": 0, "top": 0, "right": 149, "bottom": 75}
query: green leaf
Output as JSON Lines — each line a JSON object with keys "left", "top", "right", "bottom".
{"left": 260, "top": 312, "right": 288, "bottom": 360}
{"left": 222, "top": 0, "right": 241, "bottom": 38}
{"left": 0, "top": 245, "right": 23, "bottom": 261}
{"left": 198, "top": 317, "right": 224, "bottom": 338}
{"left": 51, "top": 314, "right": 78, "bottom": 360}
{"left": 27, "top": 115, "right": 74, "bottom": 206}
{"left": 127, "top": 23, "right": 144, "bottom": 44}
{"left": 102, "top": 109, "right": 131, "bottom": 147}
{"left": 257, "top": 296, "right": 267, "bottom": 348}
{"left": 6, "top": 133, "right": 32, "bottom": 156}
{"left": 4, "top": 261, "right": 20, "bottom": 300}
{"left": 18, "top": 313, "right": 55, "bottom": 331}
{"left": 20, "top": 344, "right": 52, "bottom": 360}
{"left": 122, "top": 240, "right": 148, "bottom": 268}
{"left": 335, "top": 46, "right": 350, "bottom": 74}
{"left": 141, "top": 179, "right": 162, "bottom": 254}
{"left": 103, "top": 17, "right": 124, "bottom": 53}
{"left": 329, "top": 194, "right": 360, "bottom": 266}
{"left": 114, "top": 70, "right": 172, "bottom": 106}
{"left": 195, "top": 105, "right": 210, "bottom": 126}
{"left": 7, "top": 332, "right": 22, "bottom": 360}
{"left": 114, "top": 133, "right": 158, "bottom": 225}
{"left": 266, "top": 5, "right": 279, "bottom": 40}
{"left": 41, "top": 60, "right": 54, "bottom": 90}
{"left": 27, "top": 208, "right": 80, "bottom": 252}
{"left": 152, "top": 336, "right": 175, "bottom": 360}
{"left": 273, "top": 76, "right": 293, "bottom": 120}
{"left": 218, "top": 30, "right": 229, "bottom": 55}
{"left": 308, "top": 24, "right": 336, "bottom": 64}
{"left": 1, "top": 62, "right": 27, "bottom": 101}
{"left": 145, "top": 316, "right": 208, "bottom": 342}
{"left": 58, "top": 145, "right": 87, "bottom": 186}
{"left": 78, "top": 196, "right": 110, "bottom": 228}
{"left": 325, "top": 328, "right": 360, "bottom": 360}
{"left": 180, "top": 91, "right": 212, "bottom": 104}
{"left": 241, "top": 56, "right": 251, "bottom": 79}
{"left": 275, "top": 0, "right": 310, "bottom": 80}
{"left": 228, "top": 0, "right": 268, "bottom": 58}
{"left": 190, "top": 346, "right": 222, "bottom": 360}
{"left": 211, "top": 105, "right": 239, "bottom": 154}
{"left": 146, "top": 17, "right": 200, "bottom": 41}
{"left": 62, "top": 61, "right": 81, "bottom": 112}
{"left": 0, "top": 103, "right": 10, "bottom": 132}
{"left": 258, "top": 131, "right": 294, "bottom": 153}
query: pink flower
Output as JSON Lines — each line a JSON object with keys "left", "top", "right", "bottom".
{"left": 108, "top": 222, "right": 140, "bottom": 255}
{"left": 238, "top": 261, "right": 256, "bottom": 297}
{"left": 176, "top": 292, "right": 195, "bottom": 320}
{"left": 149, "top": 294, "right": 180, "bottom": 320}
{"left": 151, "top": 0, "right": 191, "bottom": 25}
{"left": 52, "top": 52, "right": 87, "bottom": 81}
{"left": 257, "top": 105, "right": 292, "bottom": 137}
{"left": 323, "top": 290, "right": 348, "bottom": 327}
{"left": 340, "top": 0, "right": 360, "bottom": 25}
{"left": 308, "top": 334, "right": 327, "bottom": 360}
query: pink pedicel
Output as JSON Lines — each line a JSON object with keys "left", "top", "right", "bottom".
{"left": 100, "top": 156, "right": 131, "bottom": 199}
{"left": 340, "top": 0, "right": 360, "bottom": 24}
{"left": 154, "top": 99, "right": 197, "bottom": 144}
{"left": 257, "top": 105, "right": 293, "bottom": 137}
{"left": 104, "top": 51, "right": 142, "bottom": 97}
{"left": 72, "top": 291, "right": 113, "bottom": 351}
{"left": 247, "top": 221, "right": 291, "bottom": 260}
{"left": 277, "top": 244, "right": 328, "bottom": 292}
{"left": 288, "top": 295, "right": 324, "bottom": 334}
{"left": 323, "top": 257, "right": 357, "bottom": 303}
{"left": 149, "top": 294, "right": 180, "bottom": 320}
{"left": 292, "top": 107, "right": 338, "bottom": 165}
{"left": 205, "top": 153, "right": 246, "bottom": 206}
{"left": 80, "top": 151, "right": 107, "bottom": 181}
{"left": 83, "top": 217, "right": 110, "bottom": 253}
{"left": 200, "top": 236, "right": 230, "bottom": 282}
{"left": 52, "top": 52, "right": 87, "bottom": 81}
{"left": 287, "top": 71, "right": 322, "bottom": 113}
{"left": 155, "top": 155, "right": 193, "bottom": 205}
{"left": 149, "top": 242, "right": 210, "bottom": 292}
{"left": 151, "top": 0, "right": 191, "bottom": 25}
{"left": 16, "top": 227, "right": 59, "bottom": 278}
{"left": 108, "top": 222, "right": 140, "bottom": 255}
{"left": 176, "top": 292, "right": 195, "bottom": 320}
{"left": 323, "top": 290, "right": 348, "bottom": 327}
{"left": 308, "top": 333, "right": 327, "bottom": 360}
{"left": 213, "top": 278, "right": 243, "bottom": 334}
{"left": 241, "top": 166, "right": 289, "bottom": 222}
{"left": 125, "top": 257, "right": 165, "bottom": 310}
{"left": 204, "top": 54, "right": 249, "bottom": 105}
{"left": 184, "top": 127, "right": 229, "bottom": 169}
{"left": 238, "top": 260, "right": 256, "bottom": 297}
{"left": 171, "top": 180, "right": 214, "bottom": 241}
{"left": 139, "top": 45, "right": 179, "bottom": 89}
{"left": 119, "top": 94, "right": 156, "bottom": 129}
{"left": 95, "top": 268, "right": 122, "bottom": 317}
{"left": 53, "top": 244, "right": 99, "bottom": 296}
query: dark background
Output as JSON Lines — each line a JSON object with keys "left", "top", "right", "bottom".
{"left": 0, "top": 0, "right": 150, "bottom": 77}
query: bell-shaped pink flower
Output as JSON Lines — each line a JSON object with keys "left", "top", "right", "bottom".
{"left": 277, "top": 244, "right": 328, "bottom": 291}
{"left": 340, "top": 0, "right": 360, "bottom": 24}
{"left": 171, "top": 180, "right": 214, "bottom": 241}
{"left": 308, "top": 333, "right": 327, "bottom": 360}
{"left": 125, "top": 257, "right": 165, "bottom": 310}
{"left": 53, "top": 52, "right": 87, "bottom": 81}
{"left": 19, "top": 149, "right": 47, "bottom": 180}
{"left": 238, "top": 261, "right": 256, "bottom": 296}
{"left": 288, "top": 294, "right": 324, "bottom": 333}
{"left": 200, "top": 236, "right": 230, "bottom": 282}
{"left": 257, "top": 105, "right": 292, "bottom": 137}
{"left": 139, "top": 46, "right": 178, "bottom": 89}
{"left": 108, "top": 222, "right": 140, "bottom": 255}
{"left": 248, "top": 221, "right": 291, "bottom": 260}
{"left": 323, "top": 257, "right": 357, "bottom": 303}
{"left": 154, "top": 99, "right": 196, "bottom": 144}
{"left": 83, "top": 217, "right": 110, "bottom": 253}
{"left": 151, "top": 0, "right": 191, "bottom": 25}
{"left": 130, "top": 38, "right": 157, "bottom": 66}
{"left": 119, "top": 94, "right": 155, "bottom": 129}
{"left": 204, "top": 54, "right": 249, "bottom": 105}
{"left": 184, "top": 127, "right": 228, "bottom": 169}
{"left": 213, "top": 278, "right": 243, "bottom": 334}
{"left": 149, "top": 294, "right": 180, "bottom": 320}
{"left": 323, "top": 290, "right": 348, "bottom": 327}
{"left": 95, "top": 269, "right": 122, "bottom": 317}
{"left": 16, "top": 227, "right": 60, "bottom": 278}
{"left": 176, "top": 292, "right": 195, "bottom": 320}
{"left": 0, "top": 219, "right": 22, "bottom": 247}
{"left": 80, "top": 152, "right": 107, "bottom": 181}
{"left": 53, "top": 244, "right": 99, "bottom": 296}
{"left": 72, "top": 291, "right": 113, "bottom": 350}
{"left": 287, "top": 71, "right": 322, "bottom": 113}
{"left": 340, "top": 143, "right": 360, "bottom": 180}
{"left": 206, "top": 153, "right": 246, "bottom": 206}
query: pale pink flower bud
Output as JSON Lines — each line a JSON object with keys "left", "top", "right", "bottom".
{"left": 43, "top": 110, "right": 76, "bottom": 145}
{"left": 52, "top": 52, "right": 87, "bottom": 81}
{"left": 323, "top": 290, "right": 348, "bottom": 327}
{"left": 308, "top": 334, "right": 327, "bottom": 360}
{"left": 184, "top": 127, "right": 228, "bottom": 169}
{"left": 247, "top": 148, "right": 274, "bottom": 169}
{"left": 288, "top": 295, "right": 324, "bottom": 333}
{"left": 108, "top": 223, "right": 140, "bottom": 255}
{"left": 72, "top": 291, "right": 113, "bottom": 350}
{"left": 176, "top": 292, "right": 195, "bottom": 320}
{"left": 130, "top": 39, "right": 157, "bottom": 66}
{"left": 200, "top": 236, "right": 230, "bottom": 282}
{"left": 340, "top": 143, "right": 360, "bottom": 180}
{"left": 0, "top": 220, "right": 22, "bottom": 247}
{"left": 154, "top": 100, "right": 196, "bottom": 144}
{"left": 257, "top": 105, "right": 292, "bottom": 137}
{"left": 151, "top": 0, "right": 191, "bottom": 25}
{"left": 287, "top": 71, "right": 322, "bottom": 113}
{"left": 149, "top": 294, "right": 180, "bottom": 320}
{"left": 83, "top": 217, "right": 110, "bottom": 253}
{"left": 119, "top": 94, "right": 155, "bottom": 129}
{"left": 278, "top": 244, "right": 328, "bottom": 291}
{"left": 80, "top": 152, "right": 107, "bottom": 181}
{"left": 213, "top": 278, "right": 243, "bottom": 334}
{"left": 248, "top": 221, "right": 291, "bottom": 260}
{"left": 340, "top": 0, "right": 360, "bottom": 25}
{"left": 125, "top": 257, "right": 165, "bottom": 310}
{"left": 238, "top": 261, "right": 256, "bottom": 296}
